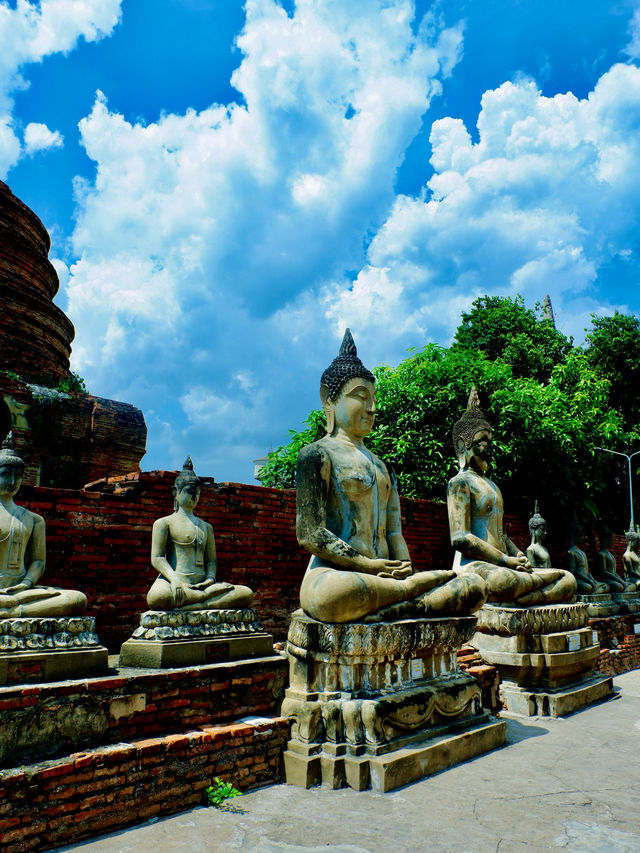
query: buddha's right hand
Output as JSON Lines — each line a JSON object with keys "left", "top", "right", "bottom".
{"left": 374, "top": 560, "right": 412, "bottom": 579}
{"left": 504, "top": 554, "right": 532, "bottom": 572}
{"left": 170, "top": 579, "right": 188, "bottom": 606}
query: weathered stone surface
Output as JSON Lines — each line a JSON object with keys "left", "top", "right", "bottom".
{"left": 470, "top": 604, "right": 613, "bottom": 715}
{"left": 474, "top": 602, "right": 588, "bottom": 636}
{"left": 282, "top": 614, "right": 505, "bottom": 791}
{"left": 576, "top": 593, "right": 620, "bottom": 618}
{"left": 0, "top": 616, "right": 100, "bottom": 650}
{"left": 120, "top": 608, "right": 273, "bottom": 668}
{"left": 499, "top": 674, "right": 613, "bottom": 718}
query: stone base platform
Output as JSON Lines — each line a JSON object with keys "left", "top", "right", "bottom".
{"left": 282, "top": 612, "right": 506, "bottom": 792}
{"left": 612, "top": 591, "right": 640, "bottom": 614}
{"left": 472, "top": 603, "right": 613, "bottom": 716}
{"left": 577, "top": 593, "right": 620, "bottom": 618}
{"left": 0, "top": 616, "right": 107, "bottom": 685}
{"left": 499, "top": 674, "right": 614, "bottom": 718}
{"left": 120, "top": 608, "right": 273, "bottom": 668}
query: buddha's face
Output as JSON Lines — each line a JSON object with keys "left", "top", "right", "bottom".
{"left": 0, "top": 462, "right": 23, "bottom": 498}
{"left": 467, "top": 428, "right": 492, "bottom": 473}
{"left": 333, "top": 378, "right": 376, "bottom": 439}
{"left": 532, "top": 523, "right": 546, "bottom": 542}
{"left": 176, "top": 480, "right": 200, "bottom": 511}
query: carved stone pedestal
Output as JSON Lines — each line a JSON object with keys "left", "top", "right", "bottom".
{"left": 576, "top": 593, "right": 620, "bottom": 618}
{"left": 471, "top": 603, "right": 613, "bottom": 717}
{"left": 612, "top": 591, "right": 640, "bottom": 614}
{"left": 0, "top": 616, "right": 108, "bottom": 685}
{"left": 281, "top": 612, "right": 506, "bottom": 793}
{"left": 119, "top": 608, "right": 273, "bottom": 668}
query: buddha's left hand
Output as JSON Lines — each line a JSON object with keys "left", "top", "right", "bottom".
{"left": 2, "top": 582, "right": 32, "bottom": 594}
{"left": 377, "top": 561, "right": 413, "bottom": 579}
{"left": 513, "top": 552, "right": 532, "bottom": 573}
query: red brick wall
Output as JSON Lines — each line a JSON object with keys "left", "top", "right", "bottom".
{"left": 17, "top": 472, "right": 622, "bottom": 650}
{"left": 0, "top": 718, "right": 289, "bottom": 852}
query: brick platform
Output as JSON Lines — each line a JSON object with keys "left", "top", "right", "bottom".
{"left": 0, "top": 717, "right": 289, "bottom": 852}
{"left": 0, "top": 655, "right": 287, "bottom": 769}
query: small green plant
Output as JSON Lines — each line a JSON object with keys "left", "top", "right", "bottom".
{"left": 203, "top": 777, "right": 242, "bottom": 807}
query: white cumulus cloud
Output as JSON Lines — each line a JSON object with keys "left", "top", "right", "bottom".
{"left": 323, "top": 63, "right": 640, "bottom": 354}
{"left": 65, "top": 0, "right": 463, "bottom": 477}
{"left": 0, "top": 0, "right": 122, "bottom": 176}
{"left": 23, "top": 121, "right": 63, "bottom": 154}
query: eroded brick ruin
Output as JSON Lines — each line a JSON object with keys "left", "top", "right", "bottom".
{"left": 0, "top": 180, "right": 147, "bottom": 487}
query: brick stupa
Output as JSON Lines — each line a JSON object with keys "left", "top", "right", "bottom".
{"left": 0, "top": 180, "right": 147, "bottom": 486}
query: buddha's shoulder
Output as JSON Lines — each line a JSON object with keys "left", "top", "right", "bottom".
{"left": 17, "top": 505, "right": 45, "bottom": 527}
{"left": 447, "top": 469, "right": 495, "bottom": 493}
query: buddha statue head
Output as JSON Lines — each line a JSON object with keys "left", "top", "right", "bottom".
{"left": 172, "top": 457, "right": 201, "bottom": 511}
{"left": 320, "top": 329, "right": 376, "bottom": 437}
{"left": 452, "top": 387, "right": 493, "bottom": 471}
{"left": 528, "top": 501, "right": 546, "bottom": 542}
{"left": 599, "top": 524, "right": 614, "bottom": 551}
{"left": 569, "top": 520, "right": 584, "bottom": 547}
{"left": 625, "top": 526, "right": 640, "bottom": 553}
{"left": 0, "top": 432, "right": 25, "bottom": 499}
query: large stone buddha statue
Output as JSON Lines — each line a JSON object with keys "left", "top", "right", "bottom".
{"left": 447, "top": 389, "right": 576, "bottom": 605}
{"left": 296, "top": 330, "right": 487, "bottom": 623}
{"left": 0, "top": 433, "right": 87, "bottom": 617}
{"left": 595, "top": 525, "right": 635, "bottom": 592}
{"left": 147, "top": 458, "right": 254, "bottom": 611}
{"left": 566, "top": 521, "right": 609, "bottom": 594}
{"left": 623, "top": 527, "right": 640, "bottom": 590}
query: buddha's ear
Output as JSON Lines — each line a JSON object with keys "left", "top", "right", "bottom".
{"left": 320, "top": 384, "right": 335, "bottom": 435}
{"left": 455, "top": 438, "right": 467, "bottom": 470}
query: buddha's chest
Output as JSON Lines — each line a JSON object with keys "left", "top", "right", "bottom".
{"left": 0, "top": 507, "right": 32, "bottom": 569}
{"left": 330, "top": 449, "right": 390, "bottom": 505}
{"left": 468, "top": 477, "right": 503, "bottom": 519}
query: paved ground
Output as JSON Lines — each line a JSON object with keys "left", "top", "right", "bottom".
{"left": 57, "top": 670, "right": 640, "bottom": 853}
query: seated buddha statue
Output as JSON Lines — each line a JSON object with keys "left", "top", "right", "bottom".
{"left": 296, "top": 330, "right": 488, "bottom": 623}
{"left": 567, "top": 522, "right": 609, "bottom": 594}
{"left": 0, "top": 433, "right": 87, "bottom": 617}
{"left": 447, "top": 389, "right": 576, "bottom": 605}
{"left": 147, "top": 458, "right": 254, "bottom": 611}
{"left": 622, "top": 527, "right": 640, "bottom": 591}
{"left": 526, "top": 502, "right": 551, "bottom": 568}
{"left": 595, "top": 525, "right": 635, "bottom": 592}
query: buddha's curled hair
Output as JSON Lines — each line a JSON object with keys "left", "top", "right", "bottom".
{"left": 320, "top": 329, "right": 375, "bottom": 400}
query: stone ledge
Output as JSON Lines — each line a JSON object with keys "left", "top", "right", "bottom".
{"left": 287, "top": 611, "right": 477, "bottom": 657}
{"left": 475, "top": 602, "right": 588, "bottom": 636}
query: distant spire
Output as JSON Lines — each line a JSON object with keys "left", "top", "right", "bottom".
{"left": 542, "top": 295, "right": 556, "bottom": 327}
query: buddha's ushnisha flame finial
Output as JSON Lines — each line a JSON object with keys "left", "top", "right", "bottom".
{"left": 0, "top": 432, "right": 23, "bottom": 466}
{"left": 452, "top": 385, "right": 492, "bottom": 451}
{"left": 320, "top": 328, "right": 375, "bottom": 401}
{"left": 528, "top": 500, "right": 545, "bottom": 534}
{"left": 183, "top": 456, "right": 194, "bottom": 472}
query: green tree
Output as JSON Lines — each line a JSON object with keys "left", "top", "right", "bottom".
{"left": 584, "top": 312, "right": 640, "bottom": 428}
{"left": 453, "top": 295, "right": 573, "bottom": 382}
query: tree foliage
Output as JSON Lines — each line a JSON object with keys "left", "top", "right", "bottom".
{"left": 584, "top": 312, "right": 640, "bottom": 428}
{"left": 453, "top": 295, "right": 573, "bottom": 382}
{"left": 259, "top": 298, "right": 640, "bottom": 527}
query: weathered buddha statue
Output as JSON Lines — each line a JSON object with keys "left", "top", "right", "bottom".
{"left": 595, "top": 525, "right": 635, "bottom": 592}
{"left": 0, "top": 433, "right": 87, "bottom": 617}
{"left": 296, "top": 330, "right": 488, "bottom": 623}
{"left": 147, "top": 458, "right": 254, "bottom": 611}
{"left": 526, "top": 502, "right": 551, "bottom": 568}
{"left": 447, "top": 390, "right": 576, "bottom": 605}
{"left": 566, "top": 521, "right": 609, "bottom": 594}
{"left": 623, "top": 527, "right": 640, "bottom": 591}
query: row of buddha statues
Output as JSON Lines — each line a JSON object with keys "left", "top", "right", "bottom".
{"left": 0, "top": 329, "right": 632, "bottom": 790}
{"left": 1, "top": 333, "right": 638, "bottom": 629}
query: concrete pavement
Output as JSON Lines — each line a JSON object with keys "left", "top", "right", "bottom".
{"left": 56, "top": 669, "right": 640, "bottom": 853}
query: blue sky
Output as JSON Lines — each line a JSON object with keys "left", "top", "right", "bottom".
{"left": 2, "top": 0, "right": 640, "bottom": 482}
